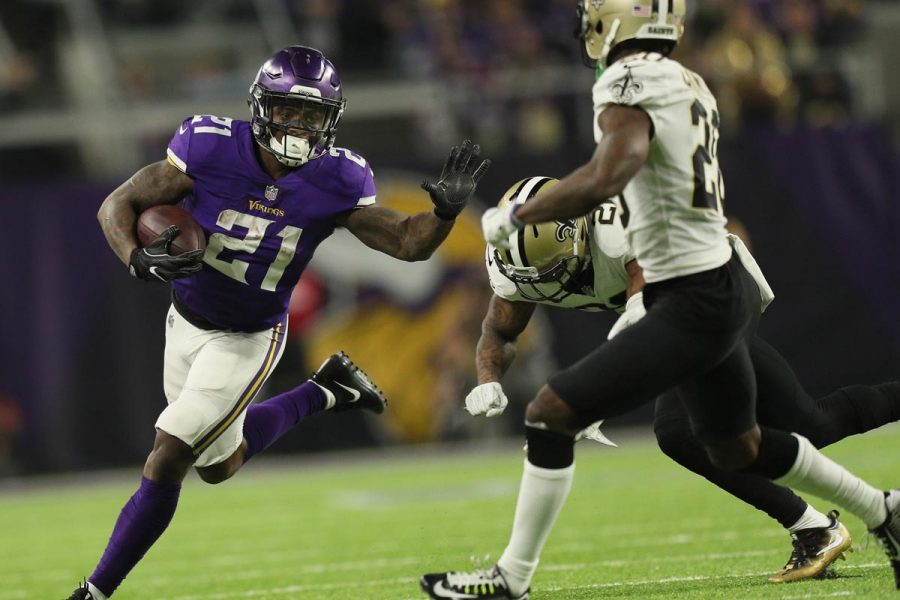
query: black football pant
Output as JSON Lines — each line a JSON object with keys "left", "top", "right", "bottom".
{"left": 549, "top": 254, "right": 763, "bottom": 441}
{"left": 654, "top": 336, "right": 900, "bottom": 527}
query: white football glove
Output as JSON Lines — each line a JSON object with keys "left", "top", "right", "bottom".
{"left": 575, "top": 420, "right": 618, "bottom": 447}
{"left": 482, "top": 205, "right": 523, "bottom": 249}
{"left": 465, "top": 382, "right": 509, "bottom": 417}
{"left": 607, "top": 291, "right": 646, "bottom": 340}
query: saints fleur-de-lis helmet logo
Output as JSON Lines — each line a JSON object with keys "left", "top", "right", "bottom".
{"left": 490, "top": 177, "right": 589, "bottom": 303}
{"left": 554, "top": 220, "right": 578, "bottom": 243}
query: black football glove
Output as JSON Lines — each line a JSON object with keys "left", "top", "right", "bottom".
{"left": 129, "top": 225, "right": 204, "bottom": 282}
{"left": 422, "top": 139, "right": 491, "bottom": 221}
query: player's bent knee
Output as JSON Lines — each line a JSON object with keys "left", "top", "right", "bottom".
{"left": 525, "top": 386, "right": 584, "bottom": 435}
{"left": 144, "top": 430, "right": 195, "bottom": 484}
{"left": 195, "top": 451, "right": 243, "bottom": 485}
{"left": 705, "top": 440, "right": 758, "bottom": 472}
{"left": 195, "top": 464, "right": 231, "bottom": 485}
{"left": 654, "top": 420, "right": 691, "bottom": 463}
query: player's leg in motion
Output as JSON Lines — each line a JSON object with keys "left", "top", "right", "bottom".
{"left": 654, "top": 394, "right": 848, "bottom": 583}
{"left": 194, "top": 351, "right": 387, "bottom": 484}
{"left": 68, "top": 309, "right": 385, "bottom": 599}
{"left": 750, "top": 336, "right": 900, "bottom": 585}
{"left": 420, "top": 384, "right": 579, "bottom": 600}
{"left": 421, "top": 258, "right": 893, "bottom": 597}
{"left": 750, "top": 336, "right": 900, "bottom": 449}
{"left": 421, "top": 280, "right": 760, "bottom": 598}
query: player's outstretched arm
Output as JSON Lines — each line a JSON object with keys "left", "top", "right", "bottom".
{"left": 466, "top": 295, "right": 536, "bottom": 417}
{"left": 483, "top": 106, "right": 650, "bottom": 246}
{"left": 339, "top": 140, "right": 490, "bottom": 262}
{"left": 476, "top": 294, "right": 536, "bottom": 384}
{"left": 98, "top": 160, "right": 194, "bottom": 266}
{"left": 338, "top": 204, "right": 454, "bottom": 261}
{"left": 518, "top": 106, "right": 650, "bottom": 223}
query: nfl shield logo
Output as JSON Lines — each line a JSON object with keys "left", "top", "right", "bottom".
{"left": 264, "top": 185, "right": 279, "bottom": 202}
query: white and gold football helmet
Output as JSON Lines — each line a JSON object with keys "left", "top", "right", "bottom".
{"left": 491, "top": 177, "right": 590, "bottom": 303}
{"left": 575, "top": 0, "right": 686, "bottom": 67}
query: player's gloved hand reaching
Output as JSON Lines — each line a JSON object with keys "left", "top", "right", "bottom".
{"left": 465, "top": 382, "right": 509, "bottom": 417}
{"left": 607, "top": 291, "right": 646, "bottom": 340}
{"left": 129, "top": 225, "right": 204, "bottom": 282}
{"left": 422, "top": 139, "right": 491, "bottom": 220}
{"left": 482, "top": 202, "right": 524, "bottom": 249}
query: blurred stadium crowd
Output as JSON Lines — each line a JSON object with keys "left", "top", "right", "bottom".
{"left": 0, "top": 0, "right": 876, "bottom": 162}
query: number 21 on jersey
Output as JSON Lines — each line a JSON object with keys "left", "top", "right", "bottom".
{"left": 204, "top": 210, "right": 302, "bottom": 292}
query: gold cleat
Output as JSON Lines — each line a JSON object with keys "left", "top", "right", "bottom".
{"left": 769, "top": 510, "right": 852, "bottom": 584}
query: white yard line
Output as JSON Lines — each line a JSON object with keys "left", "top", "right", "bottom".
{"left": 154, "top": 561, "right": 888, "bottom": 599}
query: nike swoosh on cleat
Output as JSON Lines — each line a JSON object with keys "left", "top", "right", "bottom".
{"left": 335, "top": 382, "right": 361, "bottom": 403}
{"left": 816, "top": 533, "right": 845, "bottom": 556}
{"left": 432, "top": 581, "right": 478, "bottom": 599}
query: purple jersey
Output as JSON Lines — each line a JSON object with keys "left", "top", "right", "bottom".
{"left": 165, "top": 115, "right": 375, "bottom": 332}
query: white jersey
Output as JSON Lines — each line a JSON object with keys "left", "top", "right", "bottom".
{"left": 593, "top": 52, "right": 732, "bottom": 283}
{"left": 487, "top": 204, "right": 634, "bottom": 313}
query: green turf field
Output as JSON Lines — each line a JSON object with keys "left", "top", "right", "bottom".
{"left": 2, "top": 424, "right": 898, "bottom": 599}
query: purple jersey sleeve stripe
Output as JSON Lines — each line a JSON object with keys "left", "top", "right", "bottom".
{"left": 356, "top": 195, "right": 375, "bottom": 207}
{"left": 191, "top": 319, "right": 287, "bottom": 457}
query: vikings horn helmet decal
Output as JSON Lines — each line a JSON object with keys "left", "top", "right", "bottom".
{"left": 574, "top": 0, "right": 686, "bottom": 67}
{"left": 248, "top": 46, "right": 346, "bottom": 167}
{"left": 491, "top": 177, "right": 589, "bottom": 303}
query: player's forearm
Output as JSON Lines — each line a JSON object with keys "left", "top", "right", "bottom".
{"left": 515, "top": 148, "right": 639, "bottom": 225}
{"left": 475, "top": 296, "right": 534, "bottom": 383}
{"left": 625, "top": 259, "right": 645, "bottom": 299}
{"left": 397, "top": 211, "right": 454, "bottom": 261}
{"left": 98, "top": 161, "right": 193, "bottom": 266}
{"left": 515, "top": 107, "right": 648, "bottom": 225}
{"left": 513, "top": 161, "right": 607, "bottom": 224}
{"left": 475, "top": 329, "right": 517, "bottom": 384}
{"left": 98, "top": 183, "right": 142, "bottom": 266}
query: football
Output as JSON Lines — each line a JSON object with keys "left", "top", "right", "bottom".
{"left": 136, "top": 205, "right": 207, "bottom": 255}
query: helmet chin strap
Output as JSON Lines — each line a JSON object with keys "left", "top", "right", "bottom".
{"left": 269, "top": 133, "right": 311, "bottom": 167}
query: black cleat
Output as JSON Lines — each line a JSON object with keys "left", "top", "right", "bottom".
{"left": 64, "top": 581, "right": 95, "bottom": 600}
{"left": 870, "top": 489, "right": 900, "bottom": 589}
{"left": 768, "top": 510, "right": 851, "bottom": 583}
{"left": 420, "top": 566, "right": 528, "bottom": 599}
{"left": 311, "top": 351, "right": 387, "bottom": 414}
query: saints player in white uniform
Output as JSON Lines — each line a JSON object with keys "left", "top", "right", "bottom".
{"left": 421, "top": 2, "right": 900, "bottom": 597}
{"left": 424, "top": 177, "right": 900, "bottom": 599}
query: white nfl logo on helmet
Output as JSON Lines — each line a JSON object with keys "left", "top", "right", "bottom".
{"left": 265, "top": 185, "right": 279, "bottom": 202}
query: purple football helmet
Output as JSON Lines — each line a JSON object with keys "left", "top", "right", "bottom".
{"left": 249, "top": 46, "right": 346, "bottom": 167}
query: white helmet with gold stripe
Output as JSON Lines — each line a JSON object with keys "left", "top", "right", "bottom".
{"left": 575, "top": 0, "right": 686, "bottom": 67}
{"left": 490, "top": 177, "right": 589, "bottom": 303}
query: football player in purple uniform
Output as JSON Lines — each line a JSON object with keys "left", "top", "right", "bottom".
{"left": 67, "top": 45, "right": 489, "bottom": 600}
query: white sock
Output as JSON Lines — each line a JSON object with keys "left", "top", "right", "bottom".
{"left": 87, "top": 583, "right": 108, "bottom": 600}
{"left": 311, "top": 381, "right": 336, "bottom": 409}
{"left": 497, "top": 460, "right": 575, "bottom": 596}
{"left": 776, "top": 434, "right": 887, "bottom": 529}
{"left": 787, "top": 503, "right": 832, "bottom": 533}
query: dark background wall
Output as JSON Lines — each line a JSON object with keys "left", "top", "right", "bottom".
{"left": 2, "top": 125, "right": 899, "bottom": 473}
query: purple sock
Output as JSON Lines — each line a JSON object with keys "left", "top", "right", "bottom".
{"left": 242, "top": 381, "right": 326, "bottom": 462}
{"left": 90, "top": 477, "right": 181, "bottom": 596}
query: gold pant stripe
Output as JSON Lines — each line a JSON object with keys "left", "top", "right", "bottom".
{"left": 192, "top": 322, "right": 284, "bottom": 456}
